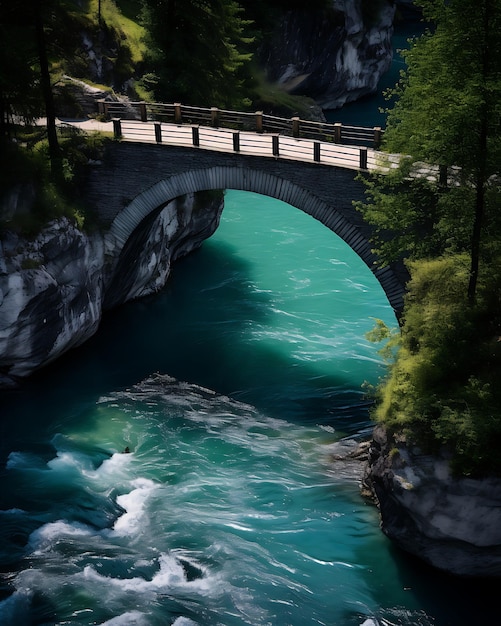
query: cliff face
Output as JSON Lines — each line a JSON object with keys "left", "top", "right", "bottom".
{"left": 363, "top": 425, "right": 501, "bottom": 578}
{"left": 260, "top": 0, "right": 396, "bottom": 109}
{"left": 0, "top": 192, "right": 223, "bottom": 388}
{"left": 56, "top": 1, "right": 413, "bottom": 117}
{"left": 0, "top": 221, "right": 104, "bottom": 382}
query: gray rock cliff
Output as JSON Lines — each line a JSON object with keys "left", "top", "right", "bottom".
{"left": 260, "top": 0, "right": 397, "bottom": 110}
{"left": 0, "top": 192, "right": 223, "bottom": 388}
{"left": 363, "top": 425, "right": 501, "bottom": 577}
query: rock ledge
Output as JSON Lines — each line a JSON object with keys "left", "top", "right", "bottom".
{"left": 363, "top": 425, "right": 501, "bottom": 578}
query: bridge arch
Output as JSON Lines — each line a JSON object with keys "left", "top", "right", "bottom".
{"left": 103, "top": 164, "right": 405, "bottom": 316}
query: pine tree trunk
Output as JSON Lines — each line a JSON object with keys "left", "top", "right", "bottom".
{"left": 34, "top": 0, "right": 61, "bottom": 179}
{"left": 468, "top": 166, "right": 485, "bottom": 304}
{"left": 467, "top": 0, "right": 490, "bottom": 305}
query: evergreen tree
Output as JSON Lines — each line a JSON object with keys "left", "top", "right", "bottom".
{"left": 360, "top": 0, "right": 501, "bottom": 304}
{"left": 359, "top": 0, "right": 501, "bottom": 476}
{"left": 0, "top": 1, "right": 43, "bottom": 134}
{"left": 140, "top": 0, "right": 253, "bottom": 108}
{"left": 0, "top": 0, "right": 66, "bottom": 176}
{"left": 33, "top": 0, "right": 62, "bottom": 177}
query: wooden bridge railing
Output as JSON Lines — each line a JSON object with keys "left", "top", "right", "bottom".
{"left": 110, "top": 117, "right": 378, "bottom": 171}
{"left": 97, "top": 100, "right": 384, "bottom": 149}
{"left": 105, "top": 115, "right": 449, "bottom": 179}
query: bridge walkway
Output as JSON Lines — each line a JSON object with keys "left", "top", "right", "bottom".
{"left": 62, "top": 117, "right": 440, "bottom": 182}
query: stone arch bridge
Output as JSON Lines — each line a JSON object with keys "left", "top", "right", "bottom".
{"left": 84, "top": 139, "right": 407, "bottom": 316}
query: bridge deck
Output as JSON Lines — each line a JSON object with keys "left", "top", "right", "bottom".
{"left": 62, "top": 117, "right": 443, "bottom": 183}
{"left": 62, "top": 118, "right": 388, "bottom": 172}
{"left": 120, "top": 120, "right": 379, "bottom": 171}
{"left": 54, "top": 108, "right": 450, "bottom": 188}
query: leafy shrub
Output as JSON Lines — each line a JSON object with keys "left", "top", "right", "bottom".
{"left": 370, "top": 254, "right": 501, "bottom": 476}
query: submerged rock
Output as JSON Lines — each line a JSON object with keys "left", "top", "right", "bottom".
{"left": 363, "top": 425, "right": 501, "bottom": 578}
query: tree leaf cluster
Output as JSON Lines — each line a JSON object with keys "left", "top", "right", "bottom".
{"left": 139, "top": 0, "right": 254, "bottom": 109}
{"left": 1, "top": 126, "right": 112, "bottom": 234}
{"left": 360, "top": 0, "right": 501, "bottom": 476}
{"left": 371, "top": 255, "right": 501, "bottom": 476}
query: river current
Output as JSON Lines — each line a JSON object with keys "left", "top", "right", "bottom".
{"left": 1, "top": 190, "right": 497, "bottom": 625}
{"left": 0, "top": 17, "right": 498, "bottom": 625}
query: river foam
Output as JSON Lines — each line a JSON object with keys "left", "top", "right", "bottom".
{"left": 0, "top": 374, "right": 413, "bottom": 625}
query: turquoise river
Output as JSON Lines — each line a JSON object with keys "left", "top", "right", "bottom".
{"left": 0, "top": 190, "right": 498, "bottom": 625}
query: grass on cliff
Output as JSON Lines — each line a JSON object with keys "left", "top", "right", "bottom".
{"left": 95, "top": 0, "right": 146, "bottom": 64}
{"left": 58, "top": 1, "right": 323, "bottom": 114}
{"left": 58, "top": 0, "right": 147, "bottom": 94}
{"left": 249, "top": 64, "right": 324, "bottom": 120}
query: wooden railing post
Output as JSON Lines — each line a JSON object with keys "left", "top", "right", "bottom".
{"left": 255, "top": 111, "right": 263, "bottom": 133}
{"left": 192, "top": 126, "right": 200, "bottom": 146}
{"left": 334, "top": 122, "right": 342, "bottom": 144}
{"left": 233, "top": 131, "right": 240, "bottom": 152}
{"left": 211, "top": 107, "right": 220, "bottom": 128}
{"left": 138, "top": 101, "right": 148, "bottom": 122}
{"left": 97, "top": 99, "right": 107, "bottom": 118}
{"left": 439, "top": 164, "right": 448, "bottom": 187}
{"left": 313, "top": 141, "right": 321, "bottom": 162}
{"left": 373, "top": 126, "right": 382, "bottom": 149}
{"left": 112, "top": 118, "right": 122, "bottom": 139}
{"left": 154, "top": 121, "right": 162, "bottom": 143}
{"left": 174, "top": 103, "right": 182, "bottom": 124}
{"left": 292, "top": 116, "right": 300, "bottom": 138}
{"left": 359, "top": 147, "right": 368, "bottom": 170}
{"left": 272, "top": 134, "right": 279, "bottom": 157}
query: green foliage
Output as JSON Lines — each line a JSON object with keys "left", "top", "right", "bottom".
{"left": 358, "top": 1, "right": 501, "bottom": 478}
{"left": 356, "top": 162, "right": 444, "bottom": 265}
{"left": 0, "top": 136, "right": 42, "bottom": 192}
{"left": 366, "top": 317, "right": 399, "bottom": 363}
{"left": 431, "top": 377, "right": 501, "bottom": 476}
{"left": 140, "top": 0, "right": 254, "bottom": 108}
{"left": 248, "top": 64, "right": 321, "bottom": 119}
{"left": 383, "top": 0, "right": 501, "bottom": 174}
{"left": 1, "top": 130, "right": 112, "bottom": 234}
{"left": 134, "top": 73, "right": 157, "bottom": 103}
{"left": 371, "top": 255, "right": 501, "bottom": 476}
{"left": 0, "top": 5, "right": 43, "bottom": 129}
{"left": 95, "top": 0, "right": 146, "bottom": 66}
{"left": 380, "top": 0, "right": 501, "bottom": 301}
{"left": 0, "top": 0, "right": 148, "bottom": 131}
{"left": 55, "top": 0, "right": 147, "bottom": 90}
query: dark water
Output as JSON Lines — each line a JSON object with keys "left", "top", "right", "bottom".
{"left": 0, "top": 190, "right": 498, "bottom": 625}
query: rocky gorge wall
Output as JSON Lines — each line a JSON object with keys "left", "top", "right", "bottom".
{"left": 260, "top": 0, "right": 398, "bottom": 110}
{"left": 68, "top": 1, "right": 418, "bottom": 116}
{"left": 362, "top": 425, "right": 501, "bottom": 577}
{"left": 0, "top": 192, "right": 223, "bottom": 389}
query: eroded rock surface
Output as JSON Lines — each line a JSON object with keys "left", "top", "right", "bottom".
{"left": 261, "top": 0, "right": 397, "bottom": 109}
{"left": 363, "top": 425, "right": 501, "bottom": 577}
{"left": 0, "top": 193, "right": 223, "bottom": 387}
